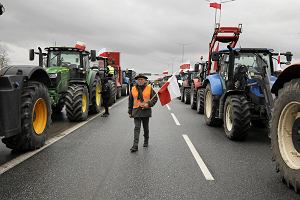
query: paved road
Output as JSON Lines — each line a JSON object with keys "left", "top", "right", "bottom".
{"left": 0, "top": 97, "right": 299, "bottom": 199}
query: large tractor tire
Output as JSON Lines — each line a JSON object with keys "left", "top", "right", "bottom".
{"left": 65, "top": 85, "right": 89, "bottom": 122}
{"left": 190, "top": 86, "right": 197, "bottom": 110}
{"left": 271, "top": 78, "right": 300, "bottom": 193}
{"left": 196, "top": 88, "right": 205, "bottom": 114}
{"left": 2, "top": 81, "right": 51, "bottom": 151}
{"left": 116, "top": 87, "right": 122, "bottom": 99}
{"left": 89, "top": 77, "right": 102, "bottom": 114}
{"left": 223, "top": 95, "right": 251, "bottom": 140}
{"left": 108, "top": 80, "right": 117, "bottom": 106}
{"left": 204, "top": 84, "right": 222, "bottom": 127}
{"left": 121, "top": 84, "right": 128, "bottom": 96}
{"left": 184, "top": 88, "right": 191, "bottom": 104}
{"left": 180, "top": 88, "right": 185, "bottom": 102}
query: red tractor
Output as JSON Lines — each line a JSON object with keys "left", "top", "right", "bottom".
{"left": 189, "top": 23, "right": 243, "bottom": 114}
{"left": 98, "top": 51, "right": 123, "bottom": 105}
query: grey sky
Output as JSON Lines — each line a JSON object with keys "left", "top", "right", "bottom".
{"left": 0, "top": 0, "right": 299, "bottom": 74}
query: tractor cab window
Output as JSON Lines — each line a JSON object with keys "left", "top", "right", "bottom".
{"left": 234, "top": 53, "right": 271, "bottom": 75}
{"left": 48, "top": 51, "right": 80, "bottom": 69}
{"left": 219, "top": 54, "right": 230, "bottom": 79}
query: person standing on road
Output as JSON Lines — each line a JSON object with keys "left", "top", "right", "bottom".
{"left": 101, "top": 78, "right": 111, "bottom": 117}
{"left": 128, "top": 74, "right": 158, "bottom": 152}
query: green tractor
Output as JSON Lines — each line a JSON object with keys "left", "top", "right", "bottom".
{"left": 29, "top": 46, "right": 102, "bottom": 122}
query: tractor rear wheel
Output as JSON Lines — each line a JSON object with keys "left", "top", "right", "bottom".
{"left": 184, "top": 88, "right": 191, "bottom": 104}
{"left": 204, "top": 84, "right": 222, "bottom": 127}
{"left": 116, "top": 87, "right": 122, "bottom": 99}
{"left": 196, "top": 88, "right": 205, "bottom": 114}
{"left": 190, "top": 86, "right": 196, "bottom": 110}
{"left": 90, "top": 77, "right": 102, "bottom": 114}
{"left": 65, "top": 84, "right": 89, "bottom": 122}
{"left": 223, "top": 95, "right": 251, "bottom": 140}
{"left": 121, "top": 84, "right": 128, "bottom": 96}
{"left": 271, "top": 78, "right": 300, "bottom": 193}
{"left": 2, "top": 81, "right": 51, "bottom": 151}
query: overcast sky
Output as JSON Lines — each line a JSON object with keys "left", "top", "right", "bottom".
{"left": 0, "top": 0, "right": 300, "bottom": 74}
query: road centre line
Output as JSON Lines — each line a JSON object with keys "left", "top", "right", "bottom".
{"left": 171, "top": 113, "right": 181, "bottom": 126}
{"left": 182, "top": 134, "right": 215, "bottom": 181}
{"left": 0, "top": 97, "right": 128, "bottom": 175}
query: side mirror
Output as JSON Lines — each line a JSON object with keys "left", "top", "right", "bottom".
{"left": 29, "top": 49, "right": 35, "bottom": 61}
{"left": 90, "top": 50, "right": 96, "bottom": 62}
{"left": 194, "top": 63, "right": 200, "bottom": 72}
{"left": 286, "top": 52, "right": 293, "bottom": 62}
{"left": 211, "top": 52, "right": 220, "bottom": 61}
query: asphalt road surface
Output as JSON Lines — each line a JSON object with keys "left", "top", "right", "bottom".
{"left": 0, "top": 97, "right": 299, "bottom": 200}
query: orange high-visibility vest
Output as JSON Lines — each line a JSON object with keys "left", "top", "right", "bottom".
{"left": 132, "top": 85, "right": 152, "bottom": 108}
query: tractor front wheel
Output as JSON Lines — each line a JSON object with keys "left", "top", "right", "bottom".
{"left": 196, "top": 88, "right": 205, "bottom": 114}
{"left": 223, "top": 95, "right": 251, "bottom": 140}
{"left": 184, "top": 88, "right": 191, "bottom": 104}
{"left": 65, "top": 85, "right": 89, "bottom": 122}
{"left": 190, "top": 86, "right": 196, "bottom": 110}
{"left": 2, "top": 81, "right": 51, "bottom": 151}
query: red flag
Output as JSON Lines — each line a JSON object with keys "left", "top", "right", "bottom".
{"left": 210, "top": 2, "right": 221, "bottom": 9}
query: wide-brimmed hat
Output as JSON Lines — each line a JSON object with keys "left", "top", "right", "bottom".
{"left": 135, "top": 74, "right": 148, "bottom": 80}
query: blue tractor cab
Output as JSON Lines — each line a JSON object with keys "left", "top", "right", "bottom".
{"left": 203, "top": 46, "right": 292, "bottom": 140}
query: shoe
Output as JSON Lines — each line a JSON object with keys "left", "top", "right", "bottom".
{"left": 130, "top": 145, "right": 138, "bottom": 152}
{"left": 101, "top": 113, "right": 108, "bottom": 117}
{"left": 143, "top": 138, "right": 149, "bottom": 147}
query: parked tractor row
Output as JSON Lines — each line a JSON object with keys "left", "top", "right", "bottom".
{"left": 178, "top": 23, "right": 300, "bottom": 192}
{"left": 0, "top": 3, "right": 131, "bottom": 152}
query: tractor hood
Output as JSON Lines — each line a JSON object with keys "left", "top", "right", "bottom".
{"left": 46, "top": 66, "right": 69, "bottom": 74}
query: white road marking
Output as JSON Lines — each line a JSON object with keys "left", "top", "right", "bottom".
{"left": 166, "top": 104, "right": 171, "bottom": 111}
{"left": 182, "top": 134, "right": 215, "bottom": 181}
{"left": 0, "top": 97, "right": 128, "bottom": 175}
{"left": 171, "top": 113, "right": 181, "bottom": 126}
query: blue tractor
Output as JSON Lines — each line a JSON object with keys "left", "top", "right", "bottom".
{"left": 202, "top": 46, "right": 292, "bottom": 140}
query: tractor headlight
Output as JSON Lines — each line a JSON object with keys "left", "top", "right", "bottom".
{"left": 49, "top": 73, "right": 58, "bottom": 78}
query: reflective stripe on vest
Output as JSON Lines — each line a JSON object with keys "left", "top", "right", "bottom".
{"left": 132, "top": 85, "right": 152, "bottom": 109}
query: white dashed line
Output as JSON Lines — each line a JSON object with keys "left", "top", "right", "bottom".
{"left": 0, "top": 97, "right": 128, "bottom": 175}
{"left": 171, "top": 113, "right": 181, "bottom": 126}
{"left": 182, "top": 134, "right": 215, "bottom": 181}
{"left": 166, "top": 104, "right": 171, "bottom": 111}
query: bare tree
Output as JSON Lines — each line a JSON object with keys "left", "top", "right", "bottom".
{"left": 0, "top": 44, "right": 9, "bottom": 69}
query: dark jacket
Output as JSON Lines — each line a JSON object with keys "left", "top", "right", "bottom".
{"left": 101, "top": 81, "right": 111, "bottom": 99}
{"left": 128, "top": 84, "right": 158, "bottom": 118}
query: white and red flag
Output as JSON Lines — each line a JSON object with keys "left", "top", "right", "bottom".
{"left": 157, "top": 75, "right": 181, "bottom": 106}
{"left": 180, "top": 61, "right": 191, "bottom": 70}
{"left": 210, "top": 2, "right": 221, "bottom": 10}
{"left": 275, "top": 50, "right": 282, "bottom": 71}
{"left": 163, "top": 69, "right": 169, "bottom": 75}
